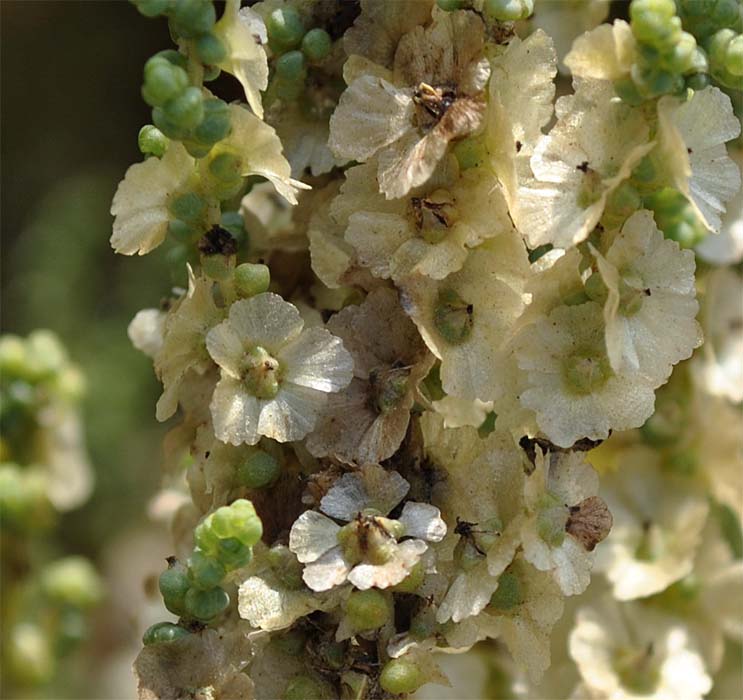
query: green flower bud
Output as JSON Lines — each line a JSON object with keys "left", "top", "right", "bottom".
{"left": 170, "top": 0, "right": 216, "bottom": 39}
{"left": 153, "top": 105, "right": 188, "bottom": 140}
{"left": 209, "top": 151, "right": 243, "bottom": 182}
{"left": 488, "top": 571, "right": 522, "bottom": 610}
{"left": 142, "top": 621, "right": 191, "bottom": 646}
{"left": 484, "top": 0, "right": 534, "bottom": 22}
{"left": 237, "top": 448, "right": 280, "bottom": 488}
{"left": 217, "top": 536, "right": 253, "bottom": 570}
{"left": 169, "top": 192, "right": 207, "bottom": 223}
{"left": 163, "top": 86, "right": 205, "bottom": 131}
{"left": 276, "top": 50, "right": 307, "bottom": 82}
{"left": 168, "top": 218, "right": 197, "bottom": 243}
{"left": 434, "top": 288, "right": 474, "bottom": 344}
{"left": 154, "top": 49, "right": 188, "bottom": 70}
{"left": 159, "top": 560, "right": 191, "bottom": 614}
{"left": 196, "top": 32, "right": 227, "bottom": 66}
{"left": 184, "top": 585, "right": 230, "bottom": 620}
{"left": 283, "top": 675, "right": 324, "bottom": 700}
{"left": 267, "top": 7, "right": 305, "bottom": 52}
{"left": 188, "top": 549, "right": 227, "bottom": 589}
{"left": 193, "top": 98, "right": 232, "bottom": 145}
{"left": 41, "top": 556, "right": 103, "bottom": 609}
{"left": 725, "top": 35, "right": 743, "bottom": 76}
{"left": 211, "top": 498, "right": 263, "bottom": 546}
{"left": 685, "top": 72, "right": 711, "bottom": 90}
{"left": 584, "top": 273, "right": 608, "bottom": 304}
{"left": 204, "top": 64, "right": 221, "bottom": 81}
{"left": 182, "top": 137, "right": 214, "bottom": 159}
{"left": 138, "top": 124, "right": 169, "bottom": 157}
{"left": 142, "top": 56, "right": 189, "bottom": 107}
{"left": 220, "top": 211, "right": 246, "bottom": 243}
{"left": 234, "top": 263, "right": 271, "bottom": 299}
{"left": 345, "top": 589, "right": 390, "bottom": 631}
{"left": 133, "top": 0, "right": 170, "bottom": 18}
{"left": 301, "top": 28, "right": 332, "bottom": 62}
{"left": 391, "top": 561, "right": 425, "bottom": 593}
{"left": 379, "top": 658, "right": 426, "bottom": 695}
{"left": 613, "top": 76, "right": 645, "bottom": 105}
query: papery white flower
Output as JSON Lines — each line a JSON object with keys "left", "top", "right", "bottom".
{"left": 516, "top": 81, "right": 654, "bottom": 249}
{"left": 422, "top": 413, "right": 525, "bottom": 624}
{"left": 222, "top": 104, "right": 309, "bottom": 206}
{"left": 564, "top": 19, "right": 635, "bottom": 82}
{"left": 656, "top": 87, "right": 741, "bottom": 234}
{"left": 520, "top": 448, "right": 611, "bottom": 596}
{"left": 153, "top": 266, "right": 223, "bottom": 422}
{"left": 444, "top": 555, "right": 565, "bottom": 684}
{"left": 288, "top": 465, "right": 446, "bottom": 592}
{"left": 213, "top": 0, "right": 269, "bottom": 118}
{"left": 401, "top": 232, "right": 530, "bottom": 402}
{"left": 306, "top": 288, "right": 432, "bottom": 465}
{"left": 692, "top": 267, "right": 743, "bottom": 403}
{"left": 516, "top": 302, "right": 656, "bottom": 447}
{"left": 206, "top": 293, "right": 353, "bottom": 445}
{"left": 595, "top": 446, "right": 709, "bottom": 601}
{"left": 591, "top": 209, "right": 701, "bottom": 381}
{"left": 569, "top": 597, "right": 712, "bottom": 700}
{"left": 486, "top": 29, "right": 557, "bottom": 213}
{"left": 128, "top": 308, "right": 166, "bottom": 359}
{"left": 338, "top": 158, "right": 513, "bottom": 283}
{"left": 110, "top": 143, "right": 195, "bottom": 256}
{"left": 330, "top": 8, "right": 490, "bottom": 199}
{"left": 430, "top": 395, "right": 493, "bottom": 429}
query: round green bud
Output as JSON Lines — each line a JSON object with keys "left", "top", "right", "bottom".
{"left": 159, "top": 561, "right": 191, "bottom": 613}
{"left": 234, "top": 263, "right": 271, "bottom": 299}
{"left": 184, "top": 585, "right": 230, "bottom": 620}
{"left": 584, "top": 273, "right": 608, "bottom": 304}
{"left": 710, "top": 0, "right": 742, "bottom": 28}
{"left": 163, "top": 86, "right": 204, "bottom": 131}
{"left": 188, "top": 549, "right": 227, "bottom": 589}
{"left": 193, "top": 98, "right": 232, "bottom": 145}
{"left": 209, "top": 151, "right": 243, "bottom": 182}
{"left": 154, "top": 49, "right": 189, "bottom": 70}
{"left": 725, "top": 35, "right": 743, "bottom": 76}
{"left": 301, "top": 28, "right": 332, "bottom": 62}
{"left": 138, "top": 124, "right": 169, "bottom": 158}
{"left": 267, "top": 7, "right": 305, "bottom": 52}
{"left": 685, "top": 72, "right": 711, "bottom": 90}
{"left": 142, "top": 621, "right": 191, "bottom": 646}
{"left": 152, "top": 106, "right": 188, "bottom": 140}
{"left": 283, "top": 674, "right": 324, "bottom": 700}
{"left": 211, "top": 499, "right": 263, "bottom": 546}
{"left": 237, "top": 448, "right": 280, "bottom": 487}
{"left": 196, "top": 32, "right": 227, "bottom": 66}
{"left": 170, "top": 0, "right": 216, "bottom": 39}
{"left": 143, "top": 57, "right": 189, "bottom": 107}
{"left": 217, "top": 536, "right": 253, "bottom": 570}
{"left": 436, "top": 0, "right": 463, "bottom": 10}
{"left": 484, "top": 0, "right": 534, "bottom": 22}
{"left": 267, "top": 544, "right": 304, "bottom": 589}
{"left": 707, "top": 29, "right": 735, "bottom": 66}
{"left": 220, "top": 211, "right": 246, "bottom": 243}
{"left": 345, "top": 589, "right": 390, "bottom": 631}
{"left": 133, "top": 0, "right": 170, "bottom": 18}
{"left": 613, "top": 76, "right": 644, "bottom": 105}
{"left": 41, "top": 556, "right": 103, "bottom": 609}
{"left": 169, "top": 192, "right": 206, "bottom": 223}
{"left": 204, "top": 64, "right": 221, "bottom": 81}
{"left": 275, "top": 50, "right": 306, "bottom": 82}
{"left": 379, "top": 658, "right": 425, "bottom": 695}
{"left": 662, "top": 31, "right": 697, "bottom": 73}
{"left": 168, "top": 218, "right": 197, "bottom": 243}
{"left": 182, "top": 138, "right": 214, "bottom": 159}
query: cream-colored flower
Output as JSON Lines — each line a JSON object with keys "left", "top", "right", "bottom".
{"left": 221, "top": 104, "right": 309, "bottom": 206}
{"left": 656, "top": 87, "right": 741, "bottom": 234}
{"left": 569, "top": 597, "right": 712, "bottom": 700}
{"left": 206, "top": 293, "right": 353, "bottom": 445}
{"left": 595, "top": 446, "right": 709, "bottom": 601}
{"left": 339, "top": 158, "right": 513, "bottom": 283}
{"left": 591, "top": 209, "right": 701, "bottom": 382}
{"left": 128, "top": 308, "right": 166, "bottom": 359}
{"left": 306, "top": 288, "right": 432, "bottom": 465}
{"left": 564, "top": 19, "right": 635, "bottom": 82}
{"left": 422, "top": 413, "right": 525, "bottom": 624}
{"left": 401, "top": 232, "right": 530, "bottom": 403}
{"left": 430, "top": 395, "right": 493, "bottom": 429}
{"left": 288, "top": 465, "right": 446, "bottom": 591}
{"left": 330, "top": 8, "right": 490, "bottom": 199}
{"left": 213, "top": 0, "right": 268, "bottom": 118}
{"left": 692, "top": 267, "right": 743, "bottom": 403}
{"left": 444, "top": 555, "right": 565, "bottom": 684}
{"left": 154, "top": 266, "right": 223, "bottom": 421}
{"left": 110, "top": 143, "right": 195, "bottom": 256}
{"left": 516, "top": 80, "right": 654, "bottom": 249}
{"left": 516, "top": 302, "right": 656, "bottom": 448}
{"left": 521, "top": 448, "right": 611, "bottom": 596}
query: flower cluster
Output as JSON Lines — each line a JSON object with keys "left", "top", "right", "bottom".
{"left": 0, "top": 331, "right": 103, "bottom": 692}
{"left": 115, "top": 0, "right": 741, "bottom": 698}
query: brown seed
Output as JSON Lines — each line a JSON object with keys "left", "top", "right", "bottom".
{"left": 566, "top": 495, "right": 612, "bottom": 551}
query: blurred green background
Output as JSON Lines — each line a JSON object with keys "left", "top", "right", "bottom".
{"left": 2, "top": 2, "right": 183, "bottom": 696}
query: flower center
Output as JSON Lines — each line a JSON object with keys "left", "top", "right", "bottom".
{"left": 618, "top": 274, "right": 650, "bottom": 317}
{"left": 410, "top": 190, "right": 458, "bottom": 244}
{"left": 613, "top": 643, "right": 660, "bottom": 696}
{"left": 413, "top": 82, "right": 457, "bottom": 130}
{"left": 488, "top": 570, "right": 522, "bottom": 611}
{"left": 536, "top": 492, "right": 569, "bottom": 548}
{"left": 369, "top": 365, "right": 410, "bottom": 414}
{"left": 337, "top": 514, "right": 404, "bottom": 566}
{"left": 243, "top": 345, "right": 281, "bottom": 399}
{"left": 576, "top": 165, "right": 604, "bottom": 209}
{"left": 434, "top": 288, "right": 474, "bottom": 345}
{"left": 563, "top": 349, "right": 612, "bottom": 395}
